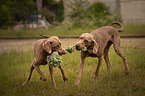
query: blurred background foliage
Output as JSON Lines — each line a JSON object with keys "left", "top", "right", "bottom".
{"left": 66, "top": 0, "right": 116, "bottom": 28}
{"left": 0, "top": 0, "right": 64, "bottom": 28}
{"left": 0, "top": 0, "right": 36, "bottom": 28}
{"left": 1, "top": 0, "right": 144, "bottom": 37}
{"left": 61, "top": 0, "right": 119, "bottom": 28}
{"left": 0, "top": 0, "right": 118, "bottom": 29}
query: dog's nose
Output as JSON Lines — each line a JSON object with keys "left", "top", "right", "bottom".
{"left": 63, "top": 50, "right": 66, "bottom": 54}
{"left": 76, "top": 45, "right": 79, "bottom": 49}
{"left": 58, "top": 50, "right": 66, "bottom": 55}
{"left": 76, "top": 45, "right": 79, "bottom": 48}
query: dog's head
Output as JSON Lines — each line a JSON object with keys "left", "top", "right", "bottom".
{"left": 75, "top": 33, "right": 99, "bottom": 54}
{"left": 43, "top": 36, "right": 66, "bottom": 55}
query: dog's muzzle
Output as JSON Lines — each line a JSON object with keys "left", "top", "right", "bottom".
{"left": 58, "top": 50, "right": 66, "bottom": 55}
{"left": 75, "top": 45, "right": 81, "bottom": 50}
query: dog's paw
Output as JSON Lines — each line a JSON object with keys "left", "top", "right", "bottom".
{"left": 21, "top": 83, "right": 25, "bottom": 87}
{"left": 91, "top": 78, "right": 97, "bottom": 83}
{"left": 63, "top": 77, "right": 68, "bottom": 82}
{"left": 125, "top": 69, "right": 129, "bottom": 75}
{"left": 75, "top": 82, "right": 80, "bottom": 86}
{"left": 40, "top": 77, "right": 47, "bottom": 81}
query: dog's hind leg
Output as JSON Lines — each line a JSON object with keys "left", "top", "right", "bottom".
{"left": 104, "top": 42, "right": 112, "bottom": 74}
{"left": 92, "top": 55, "right": 104, "bottom": 82}
{"left": 22, "top": 59, "right": 35, "bottom": 86}
{"left": 113, "top": 35, "right": 129, "bottom": 74}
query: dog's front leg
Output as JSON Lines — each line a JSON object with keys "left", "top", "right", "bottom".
{"left": 92, "top": 55, "right": 104, "bottom": 82}
{"left": 75, "top": 51, "right": 86, "bottom": 86}
{"left": 58, "top": 65, "right": 68, "bottom": 82}
{"left": 49, "top": 66, "right": 56, "bottom": 90}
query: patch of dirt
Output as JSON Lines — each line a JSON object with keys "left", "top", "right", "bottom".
{"left": 0, "top": 39, "right": 37, "bottom": 54}
{"left": 0, "top": 38, "right": 144, "bottom": 54}
{"left": 0, "top": 39, "right": 78, "bottom": 54}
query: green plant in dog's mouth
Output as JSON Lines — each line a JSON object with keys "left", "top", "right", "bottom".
{"left": 47, "top": 52, "right": 62, "bottom": 67}
{"left": 65, "top": 46, "right": 87, "bottom": 53}
{"left": 65, "top": 46, "right": 76, "bottom": 53}
{"left": 47, "top": 46, "right": 87, "bottom": 67}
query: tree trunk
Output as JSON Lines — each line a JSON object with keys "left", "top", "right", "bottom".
{"left": 36, "top": 0, "right": 43, "bottom": 13}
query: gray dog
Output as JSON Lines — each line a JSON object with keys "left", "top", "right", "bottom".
{"left": 75, "top": 21, "right": 129, "bottom": 85}
{"left": 22, "top": 36, "right": 67, "bottom": 89}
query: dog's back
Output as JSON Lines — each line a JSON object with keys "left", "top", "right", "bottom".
{"left": 91, "top": 26, "right": 116, "bottom": 37}
{"left": 91, "top": 21, "right": 123, "bottom": 38}
{"left": 91, "top": 21, "right": 123, "bottom": 44}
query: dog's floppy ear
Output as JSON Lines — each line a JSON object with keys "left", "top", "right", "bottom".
{"left": 92, "top": 39, "right": 99, "bottom": 54}
{"left": 43, "top": 40, "right": 52, "bottom": 54}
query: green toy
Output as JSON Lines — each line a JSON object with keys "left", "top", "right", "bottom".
{"left": 47, "top": 52, "right": 62, "bottom": 67}
{"left": 47, "top": 46, "right": 87, "bottom": 67}
{"left": 65, "top": 46, "right": 76, "bottom": 53}
{"left": 65, "top": 46, "right": 87, "bottom": 53}
{"left": 82, "top": 46, "right": 87, "bottom": 51}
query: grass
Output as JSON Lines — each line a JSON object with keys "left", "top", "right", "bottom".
{"left": 120, "top": 25, "right": 145, "bottom": 36}
{"left": 0, "top": 38, "right": 145, "bottom": 96}
{"left": 0, "top": 24, "right": 145, "bottom": 37}
{"left": 0, "top": 27, "right": 93, "bottom": 37}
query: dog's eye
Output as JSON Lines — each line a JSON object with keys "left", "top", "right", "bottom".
{"left": 84, "top": 40, "right": 88, "bottom": 42}
{"left": 56, "top": 45, "right": 59, "bottom": 48}
{"left": 80, "top": 37, "right": 83, "bottom": 39}
{"left": 54, "top": 45, "right": 59, "bottom": 49}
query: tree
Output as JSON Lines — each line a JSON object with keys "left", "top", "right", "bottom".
{"left": 36, "top": 0, "right": 43, "bottom": 13}
{"left": 0, "top": 0, "right": 36, "bottom": 28}
{"left": 66, "top": 0, "right": 88, "bottom": 20}
{"left": 11, "top": 0, "right": 36, "bottom": 22}
{"left": 0, "top": 0, "right": 64, "bottom": 28}
{"left": 0, "top": 0, "right": 13, "bottom": 27}
{"left": 65, "top": 1, "right": 113, "bottom": 27}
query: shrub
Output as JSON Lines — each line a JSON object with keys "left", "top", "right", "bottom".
{"left": 66, "top": 1, "right": 117, "bottom": 28}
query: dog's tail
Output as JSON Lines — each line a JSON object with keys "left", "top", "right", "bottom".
{"left": 112, "top": 21, "right": 124, "bottom": 32}
{"left": 40, "top": 34, "right": 50, "bottom": 38}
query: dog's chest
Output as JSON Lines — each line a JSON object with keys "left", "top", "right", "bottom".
{"left": 89, "top": 53, "right": 98, "bottom": 57}
{"left": 85, "top": 50, "right": 98, "bottom": 57}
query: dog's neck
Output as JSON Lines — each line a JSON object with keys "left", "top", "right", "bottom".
{"left": 87, "top": 34, "right": 99, "bottom": 56}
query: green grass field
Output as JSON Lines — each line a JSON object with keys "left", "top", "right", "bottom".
{"left": 0, "top": 24, "right": 145, "bottom": 37}
{"left": 0, "top": 38, "right": 145, "bottom": 96}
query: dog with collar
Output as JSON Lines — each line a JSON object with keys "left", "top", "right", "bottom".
{"left": 22, "top": 36, "right": 67, "bottom": 89}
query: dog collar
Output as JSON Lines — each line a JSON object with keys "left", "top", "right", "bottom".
{"left": 42, "top": 40, "right": 49, "bottom": 52}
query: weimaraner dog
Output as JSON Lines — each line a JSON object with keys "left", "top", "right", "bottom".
{"left": 75, "top": 21, "right": 129, "bottom": 85}
{"left": 22, "top": 36, "right": 67, "bottom": 89}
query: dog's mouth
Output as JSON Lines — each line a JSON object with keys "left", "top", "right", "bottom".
{"left": 76, "top": 47, "right": 81, "bottom": 51}
{"left": 76, "top": 48, "right": 82, "bottom": 51}
{"left": 76, "top": 45, "right": 83, "bottom": 51}
{"left": 48, "top": 51, "right": 53, "bottom": 55}
{"left": 58, "top": 50, "right": 66, "bottom": 55}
